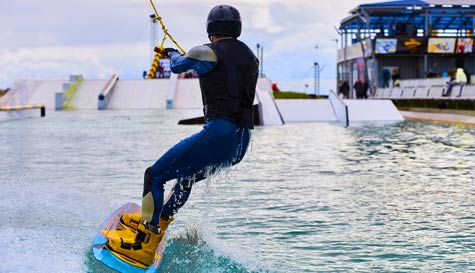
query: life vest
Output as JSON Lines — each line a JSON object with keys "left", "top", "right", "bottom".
{"left": 199, "top": 38, "right": 259, "bottom": 129}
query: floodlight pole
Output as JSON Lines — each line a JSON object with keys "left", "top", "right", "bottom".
{"left": 256, "top": 43, "right": 264, "bottom": 77}
{"left": 260, "top": 46, "right": 264, "bottom": 77}
{"left": 150, "top": 14, "right": 158, "bottom": 61}
{"left": 314, "top": 62, "right": 320, "bottom": 96}
{"left": 332, "top": 39, "right": 339, "bottom": 90}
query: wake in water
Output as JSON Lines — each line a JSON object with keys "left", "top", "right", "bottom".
{"left": 161, "top": 167, "right": 273, "bottom": 273}
{"left": 84, "top": 167, "right": 274, "bottom": 273}
{"left": 161, "top": 224, "right": 271, "bottom": 273}
{"left": 84, "top": 222, "right": 270, "bottom": 273}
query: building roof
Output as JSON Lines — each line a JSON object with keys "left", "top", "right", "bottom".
{"left": 360, "top": 0, "right": 428, "bottom": 8}
{"left": 341, "top": 0, "right": 475, "bottom": 32}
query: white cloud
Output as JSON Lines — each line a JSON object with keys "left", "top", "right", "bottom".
{"left": 0, "top": 42, "right": 151, "bottom": 87}
{"left": 248, "top": 2, "right": 285, "bottom": 34}
{"left": 0, "top": 0, "right": 364, "bottom": 91}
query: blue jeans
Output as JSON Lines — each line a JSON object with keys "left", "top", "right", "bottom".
{"left": 143, "top": 119, "right": 250, "bottom": 226}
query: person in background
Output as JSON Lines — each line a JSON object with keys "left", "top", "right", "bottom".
{"left": 157, "top": 63, "right": 164, "bottom": 78}
{"left": 391, "top": 69, "right": 400, "bottom": 88}
{"left": 444, "top": 68, "right": 467, "bottom": 97}
{"left": 454, "top": 67, "right": 466, "bottom": 97}
{"left": 382, "top": 68, "right": 391, "bottom": 88}
{"left": 106, "top": 4, "right": 259, "bottom": 266}
{"left": 394, "top": 79, "right": 401, "bottom": 87}
{"left": 339, "top": 81, "right": 350, "bottom": 99}
{"left": 354, "top": 80, "right": 365, "bottom": 99}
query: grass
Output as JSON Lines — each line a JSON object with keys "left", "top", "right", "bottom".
{"left": 273, "top": 91, "right": 312, "bottom": 99}
{"left": 273, "top": 91, "right": 328, "bottom": 99}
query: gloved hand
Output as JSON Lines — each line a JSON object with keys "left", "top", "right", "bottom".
{"left": 154, "top": 46, "right": 179, "bottom": 58}
{"left": 164, "top": 48, "right": 179, "bottom": 56}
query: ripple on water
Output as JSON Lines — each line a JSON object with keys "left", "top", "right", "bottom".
{"left": 1, "top": 112, "right": 475, "bottom": 272}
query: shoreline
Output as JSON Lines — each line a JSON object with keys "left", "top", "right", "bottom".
{"left": 400, "top": 110, "right": 475, "bottom": 126}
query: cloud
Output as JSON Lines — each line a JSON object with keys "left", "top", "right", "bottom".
{"left": 247, "top": 2, "right": 285, "bottom": 34}
{"left": 0, "top": 0, "right": 364, "bottom": 91}
{"left": 0, "top": 42, "right": 151, "bottom": 86}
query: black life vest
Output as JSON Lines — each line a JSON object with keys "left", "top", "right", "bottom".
{"left": 199, "top": 38, "right": 259, "bottom": 129}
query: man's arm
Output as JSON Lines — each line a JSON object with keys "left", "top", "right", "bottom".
{"left": 168, "top": 45, "right": 217, "bottom": 75}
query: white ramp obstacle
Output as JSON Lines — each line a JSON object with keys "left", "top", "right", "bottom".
{"left": 255, "top": 89, "right": 284, "bottom": 125}
{"left": 4, "top": 80, "right": 39, "bottom": 106}
{"left": 31, "top": 80, "right": 66, "bottom": 110}
{"left": 4, "top": 79, "right": 64, "bottom": 110}
{"left": 174, "top": 78, "right": 202, "bottom": 109}
{"left": 257, "top": 77, "right": 273, "bottom": 93}
{"left": 254, "top": 77, "right": 284, "bottom": 125}
{"left": 166, "top": 73, "right": 178, "bottom": 109}
{"left": 275, "top": 99, "right": 336, "bottom": 123}
{"left": 329, "top": 90, "right": 349, "bottom": 126}
{"left": 345, "top": 99, "right": 404, "bottom": 122}
{"left": 107, "top": 79, "right": 170, "bottom": 109}
{"left": 0, "top": 79, "right": 53, "bottom": 121}
{"left": 72, "top": 80, "right": 107, "bottom": 109}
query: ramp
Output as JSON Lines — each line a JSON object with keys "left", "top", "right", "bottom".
{"left": 0, "top": 80, "right": 54, "bottom": 121}
{"left": 31, "top": 80, "right": 66, "bottom": 109}
{"left": 256, "top": 87, "right": 284, "bottom": 125}
{"left": 275, "top": 99, "right": 337, "bottom": 123}
{"left": 72, "top": 80, "right": 107, "bottom": 109}
{"left": 329, "top": 90, "right": 349, "bottom": 126}
{"left": 345, "top": 100, "right": 404, "bottom": 122}
{"left": 9, "top": 79, "right": 42, "bottom": 106}
{"left": 107, "top": 79, "right": 169, "bottom": 109}
{"left": 174, "top": 79, "right": 202, "bottom": 109}
{"left": 257, "top": 77, "right": 273, "bottom": 93}
{"left": 4, "top": 79, "right": 64, "bottom": 109}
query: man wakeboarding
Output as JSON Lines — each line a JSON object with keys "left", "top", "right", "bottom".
{"left": 106, "top": 4, "right": 259, "bottom": 266}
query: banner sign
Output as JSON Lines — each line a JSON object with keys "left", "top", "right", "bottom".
{"left": 397, "top": 37, "right": 427, "bottom": 54}
{"left": 456, "top": 38, "right": 474, "bottom": 54}
{"left": 375, "top": 38, "right": 397, "bottom": 54}
{"left": 428, "top": 38, "right": 456, "bottom": 53}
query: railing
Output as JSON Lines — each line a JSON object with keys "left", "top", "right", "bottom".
{"left": 1, "top": 103, "right": 46, "bottom": 117}
{"left": 328, "top": 90, "right": 349, "bottom": 127}
{"left": 98, "top": 74, "right": 119, "bottom": 110}
{"left": 55, "top": 74, "right": 83, "bottom": 110}
{"left": 374, "top": 78, "right": 475, "bottom": 99}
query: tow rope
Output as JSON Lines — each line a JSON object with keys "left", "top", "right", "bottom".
{"left": 147, "top": 0, "right": 186, "bottom": 79}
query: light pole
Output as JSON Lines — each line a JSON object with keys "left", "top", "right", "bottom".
{"left": 314, "top": 44, "right": 320, "bottom": 96}
{"left": 332, "top": 39, "right": 339, "bottom": 50}
{"left": 256, "top": 43, "right": 264, "bottom": 77}
{"left": 150, "top": 14, "right": 158, "bottom": 62}
{"left": 314, "top": 62, "right": 320, "bottom": 96}
{"left": 332, "top": 39, "right": 339, "bottom": 90}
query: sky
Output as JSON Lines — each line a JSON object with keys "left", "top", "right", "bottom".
{"left": 0, "top": 0, "right": 369, "bottom": 94}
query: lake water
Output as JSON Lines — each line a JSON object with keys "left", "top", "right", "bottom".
{"left": 0, "top": 109, "right": 474, "bottom": 273}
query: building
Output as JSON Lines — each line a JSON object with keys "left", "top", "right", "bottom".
{"left": 337, "top": 0, "right": 475, "bottom": 95}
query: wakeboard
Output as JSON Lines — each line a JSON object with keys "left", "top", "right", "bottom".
{"left": 92, "top": 202, "right": 167, "bottom": 273}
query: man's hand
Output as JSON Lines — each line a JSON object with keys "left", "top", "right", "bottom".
{"left": 154, "top": 46, "right": 179, "bottom": 58}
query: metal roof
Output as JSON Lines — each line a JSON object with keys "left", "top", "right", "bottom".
{"left": 341, "top": 0, "right": 475, "bottom": 32}
{"left": 359, "top": 0, "right": 428, "bottom": 8}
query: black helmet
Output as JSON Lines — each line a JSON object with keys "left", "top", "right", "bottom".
{"left": 206, "top": 5, "right": 242, "bottom": 38}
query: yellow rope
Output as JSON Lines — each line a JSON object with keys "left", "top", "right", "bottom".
{"left": 147, "top": 0, "right": 186, "bottom": 79}
{"left": 149, "top": 0, "right": 186, "bottom": 55}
